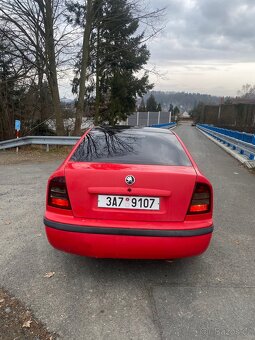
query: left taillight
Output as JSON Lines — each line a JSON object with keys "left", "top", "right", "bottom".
{"left": 48, "top": 176, "right": 71, "bottom": 210}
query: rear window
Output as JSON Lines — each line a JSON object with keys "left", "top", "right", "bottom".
{"left": 71, "top": 128, "right": 192, "bottom": 166}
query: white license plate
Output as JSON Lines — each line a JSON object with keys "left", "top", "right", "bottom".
{"left": 98, "top": 195, "right": 160, "bottom": 210}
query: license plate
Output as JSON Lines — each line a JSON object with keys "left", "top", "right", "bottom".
{"left": 98, "top": 195, "right": 160, "bottom": 210}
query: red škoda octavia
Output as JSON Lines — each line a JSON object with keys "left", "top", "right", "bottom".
{"left": 44, "top": 126, "right": 213, "bottom": 259}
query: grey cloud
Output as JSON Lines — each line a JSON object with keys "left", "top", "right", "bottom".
{"left": 148, "top": 0, "right": 255, "bottom": 64}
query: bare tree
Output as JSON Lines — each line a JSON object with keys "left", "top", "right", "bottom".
{"left": 0, "top": 29, "right": 29, "bottom": 139}
{"left": 237, "top": 84, "right": 255, "bottom": 99}
{"left": 0, "top": 0, "right": 76, "bottom": 135}
{"left": 74, "top": 0, "right": 94, "bottom": 135}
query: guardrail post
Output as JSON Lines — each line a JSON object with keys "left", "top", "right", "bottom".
{"left": 46, "top": 144, "right": 49, "bottom": 152}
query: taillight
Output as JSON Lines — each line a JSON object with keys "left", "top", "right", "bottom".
{"left": 48, "top": 176, "right": 71, "bottom": 210}
{"left": 188, "top": 183, "right": 211, "bottom": 214}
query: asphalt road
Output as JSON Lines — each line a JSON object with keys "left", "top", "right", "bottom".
{"left": 0, "top": 122, "right": 255, "bottom": 340}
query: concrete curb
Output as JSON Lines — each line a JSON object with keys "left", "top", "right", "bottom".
{"left": 196, "top": 127, "right": 255, "bottom": 169}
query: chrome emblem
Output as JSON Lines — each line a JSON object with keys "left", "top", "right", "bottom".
{"left": 125, "top": 175, "right": 135, "bottom": 185}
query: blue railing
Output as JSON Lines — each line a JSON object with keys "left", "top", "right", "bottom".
{"left": 197, "top": 124, "right": 255, "bottom": 160}
{"left": 149, "top": 122, "right": 176, "bottom": 128}
{"left": 199, "top": 124, "right": 255, "bottom": 145}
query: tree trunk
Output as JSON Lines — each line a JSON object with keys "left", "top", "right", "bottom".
{"left": 35, "top": 22, "right": 44, "bottom": 122}
{"left": 94, "top": 26, "right": 100, "bottom": 126}
{"left": 0, "top": 83, "right": 13, "bottom": 140}
{"left": 74, "top": 0, "right": 93, "bottom": 135}
{"left": 44, "top": 0, "right": 64, "bottom": 135}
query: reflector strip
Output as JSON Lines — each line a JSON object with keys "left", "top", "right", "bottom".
{"left": 51, "top": 197, "right": 69, "bottom": 208}
{"left": 189, "top": 204, "right": 209, "bottom": 213}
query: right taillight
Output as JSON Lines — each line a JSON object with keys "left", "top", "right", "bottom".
{"left": 188, "top": 183, "right": 211, "bottom": 214}
{"left": 48, "top": 176, "right": 71, "bottom": 210}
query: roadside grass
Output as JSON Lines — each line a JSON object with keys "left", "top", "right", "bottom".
{"left": 0, "top": 145, "right": 72, "bottom": 165}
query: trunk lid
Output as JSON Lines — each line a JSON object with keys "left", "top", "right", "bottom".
{"left": 65, "top": 162, "right": 197, "bottom": 222}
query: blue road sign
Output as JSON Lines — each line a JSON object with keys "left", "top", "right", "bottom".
{"left": 15, "top": 120, "right": 21, "bottom": 131}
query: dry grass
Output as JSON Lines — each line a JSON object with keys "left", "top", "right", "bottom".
{"left": 0, "top": 145, "right": 72, "bottom": 165}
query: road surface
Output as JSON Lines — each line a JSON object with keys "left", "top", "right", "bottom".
{"left": 0, "top": 122, "right": 255, "bottom": 339}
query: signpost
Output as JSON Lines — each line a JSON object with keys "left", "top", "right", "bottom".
{"left": 15, "top": 120, "right": 21, "bottom": 132}
{"left": 15, "top": 120, "right": 21, "bottom": 153}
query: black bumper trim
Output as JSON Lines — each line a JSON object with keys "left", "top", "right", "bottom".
{"left": 44, "top": 218, "right": 213, "bottom": 237}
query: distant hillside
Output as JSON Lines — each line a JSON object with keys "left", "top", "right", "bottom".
{"left": 143, "top": 91, "right": 221, "bottom": 112}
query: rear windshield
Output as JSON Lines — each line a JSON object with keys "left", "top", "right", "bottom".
{"left": 71, "top": 128, "right": 192, "bottom": 166}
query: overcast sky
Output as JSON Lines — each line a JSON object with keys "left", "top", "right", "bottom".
{"left": 145, "top": 0, "right": 255, "bottom": 96}
{"left": 60, "top": 0, "right": 255, "bottom": 98}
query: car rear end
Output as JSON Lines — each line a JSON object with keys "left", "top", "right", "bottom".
{"left": 44, "top": 127, "right": 213, "bottom": 259}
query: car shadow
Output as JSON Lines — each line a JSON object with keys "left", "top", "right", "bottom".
{"left": 58, "top": 252, "right": 211, "bottom": 287}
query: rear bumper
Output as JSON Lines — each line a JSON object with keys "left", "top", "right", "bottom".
{"left": 44, "top": 218, "right": 213, "bottom": 259}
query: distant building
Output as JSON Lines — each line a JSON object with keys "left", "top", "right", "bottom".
{"left": 180, "top": 111, "right": 191, "bottom": 118}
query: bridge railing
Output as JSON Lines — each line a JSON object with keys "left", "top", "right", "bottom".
{"left": 200, "top": 124, "right": 255, "bottom": 145}
{"left": 149, "top": 122, "right": 176, "bottom": 128}
{"left": 197, "top": 124, "right": 255, "bottom": 160}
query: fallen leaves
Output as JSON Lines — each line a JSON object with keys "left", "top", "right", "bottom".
{"left": 0, "top": 287, "right": 57, "bottom": 339}
{"left": 22, "top": 320, "right": 32, "bottom": 328}
{"left": 44, "top": 272, "right": 55, "bottom": 278}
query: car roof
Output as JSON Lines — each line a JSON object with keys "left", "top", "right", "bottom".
{"left": 93, "top": 126, "right": 174, "bottom": 135}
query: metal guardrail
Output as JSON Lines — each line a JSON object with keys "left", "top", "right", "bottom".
{"left": 201, "top": 124, "right": 255, "bottom": 144}
{"left": 0, "top": 124, "right": 176, "bottom": 151}
{"left": 149, "top": 122, "right": 176, "bottom": 129}
{"left": 197, "top": 124, "right": 255, "bottom": 160}
{"left": 0, "top": 136, "right": 79, "bottom": 150}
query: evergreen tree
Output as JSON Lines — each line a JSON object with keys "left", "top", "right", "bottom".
{"left": 190, "top": 102, "right": 204, "bottom": 121}
{"left": 173, "top": 106, "right": 180, "bottom": 115}
{"left": 146, "top": 94, "right": 157, "bottom": 111}
{"left": 138, "top": 97, "right": 146, "bottom": 112}
{"left": 68, "top": 0, "right": 153, "bottom": 125}
{"left": 173, "top": 106, "right": 180, "bottom": 120}
{"left": 168, "top": 103, "right": 174, "bottom": 112}
{"left": 156, "top": 103, "right": 162, "bottom": 111}
{"left": 96, "top": 0, "right": 153, "bottom": 124}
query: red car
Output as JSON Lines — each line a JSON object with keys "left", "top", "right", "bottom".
{"left": 44, "top": 126, "right": 213, "bottom": 259}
